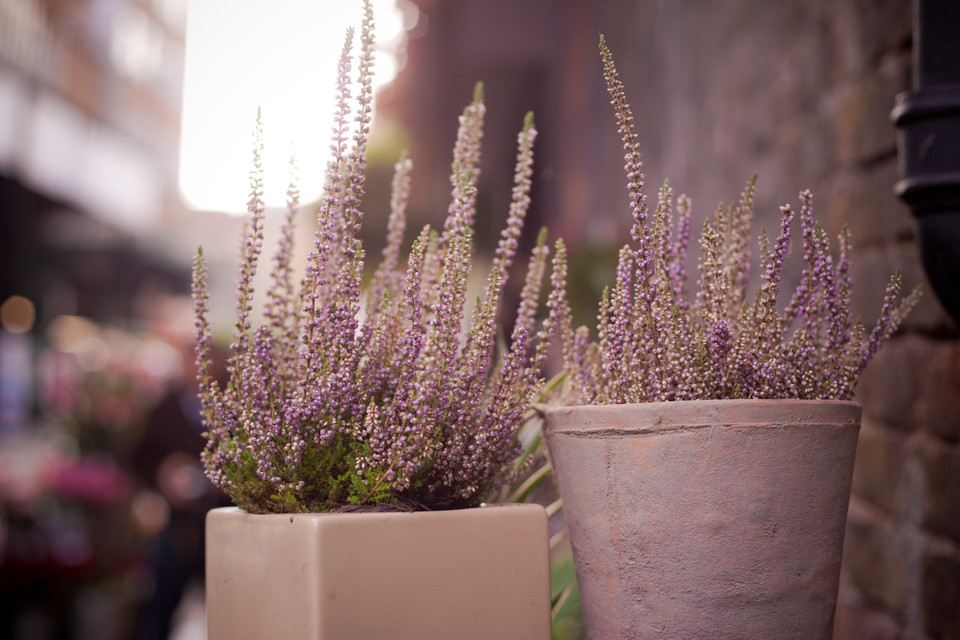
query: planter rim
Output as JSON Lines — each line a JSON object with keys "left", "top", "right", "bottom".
{"left": 210, "top": 502, "right": 542, "bottom": 520}
{"left": 545, "top": 398, "right": 861, "bottom": 435}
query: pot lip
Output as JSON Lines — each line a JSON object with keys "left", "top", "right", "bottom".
{"left": 208, "top": 501, "right": 544, "bottom": 520}
{"left": 546, "top": 398, "right": 861, "bottom": 413}
{"left": 544, "top": 398, "right": 862, "bottom": 433}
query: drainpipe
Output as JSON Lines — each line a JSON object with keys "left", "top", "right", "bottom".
{"left": 891, "top": 0, "right": 960, "bottom": 323}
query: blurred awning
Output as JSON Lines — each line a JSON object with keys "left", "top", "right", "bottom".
{"left": 0, "top": 68, "right": 163, "bottom": 234}
{"left": 0, "top": 173, "right": 187, "bottom": 329}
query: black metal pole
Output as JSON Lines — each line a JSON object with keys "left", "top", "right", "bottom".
{"left": 892, "top": 0, "right": 960, "bottom": 323}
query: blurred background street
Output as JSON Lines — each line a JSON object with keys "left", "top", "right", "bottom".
{"left": 1, "top": 1, "right": 958, "bottom": 639}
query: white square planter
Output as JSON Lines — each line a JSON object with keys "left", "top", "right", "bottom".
{"left": 205, "top": 503, "right": 551, "bottom": 640}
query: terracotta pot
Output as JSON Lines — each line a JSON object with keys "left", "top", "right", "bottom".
{"left": 544, "top": 399, "right": 861, "bottom": 639}
{"left": 205, "top": 503, "right": 551, "bottom": 640}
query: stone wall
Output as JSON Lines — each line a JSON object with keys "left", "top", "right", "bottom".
{"left": 390, "top": 1, "right": 959, "bottom": 636}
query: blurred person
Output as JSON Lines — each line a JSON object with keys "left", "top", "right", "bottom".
{"left": 131, "top": 342, "right": 227, "bottom": 640}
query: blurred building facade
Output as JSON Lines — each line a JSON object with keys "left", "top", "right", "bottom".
{"left": 0, "top": 0, "right": 194, "bottom": 329}
{"left": 384, "top": 1, "right": 959, "bottom": 638}
{"left": 0, "top": 2, "right": 199, "bottom": 638}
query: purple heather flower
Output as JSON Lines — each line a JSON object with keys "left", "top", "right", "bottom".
{"left": 515, "top": 229, "right": 550, "bottom": 341}
{"left": 368, "top": 154, "right": 413, "bottom": 320}
{"left": 190, "top": 2, "right": 563, "bottom": 512}
{"left": 559, "top": 36, "right": 920, "bottom": 407}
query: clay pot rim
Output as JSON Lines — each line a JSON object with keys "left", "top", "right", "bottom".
{"left": 212, "top": 502, "right": 542, "bottom": 521}
{"left": 545, "top": 398, "right": 862, "bottom": 434}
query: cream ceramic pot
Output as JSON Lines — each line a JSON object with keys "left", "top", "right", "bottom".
{"left": 206, "top": 503, "right": 551, "bottom": 640}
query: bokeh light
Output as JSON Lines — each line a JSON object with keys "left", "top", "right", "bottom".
{"left": 0, "top": 296, "right": 36, "bottom": 334}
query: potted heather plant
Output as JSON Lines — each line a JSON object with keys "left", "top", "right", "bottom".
{"left": 191, "top": 5, "right": 566, "bottom": 639}
{"left": 542, "top": 37, "right": 922, "bottom": 640}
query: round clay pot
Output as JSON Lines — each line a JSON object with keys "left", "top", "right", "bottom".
{"left": 544, "top": 399, "right": 861, "bottom": 640}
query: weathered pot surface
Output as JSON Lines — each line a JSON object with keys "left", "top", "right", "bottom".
{"left": 545, "top": 399, "right": 861, "bottom": 640}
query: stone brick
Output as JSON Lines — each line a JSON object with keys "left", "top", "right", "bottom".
{"left": 915, "top": 341, "right": 960, "bottom": 442}
{"left": 856, "top": 335, "right": 922, "bottom": 431}
{"left": 830, "top": 0, "right": 912, "bottom": 79}
{"left": 922, "top": 552, "right": 960, "bottom": 640}
{"left": 859, "top": 335, "right": 960, "bottom": 442}
{"left": 824, "top": 162, "right": 914, "bottom": 250}
{"left": 920, "top": 439, "right": 960, "bottom": 541}
{"left": 828, "top": 67, "right": 904, "bottom": 168}
{"left": 852, "top": 419, "right": 908, "bottom": 514}
{"left": 843, "top": 508, "right": 910, "bottom": 613}
{"left": 856, "top": 0, "right": 912, "bottom": 66}
{"left": 833, "top": 597, "right": 903, "bottom": 640}
{"left": 849, "top": 241, "right": 955, "bottom": 336}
